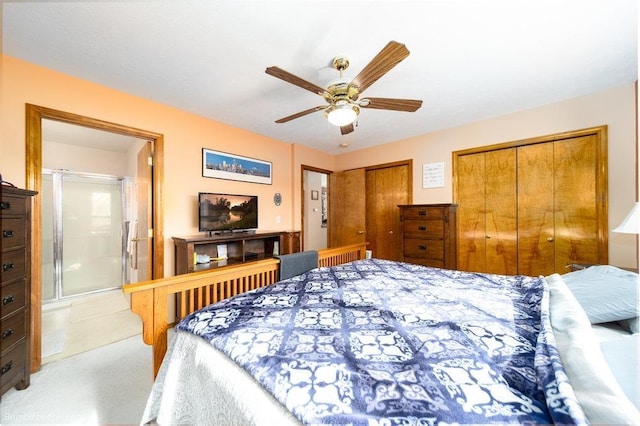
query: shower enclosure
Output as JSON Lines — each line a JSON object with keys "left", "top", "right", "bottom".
{"left": 42, "top": 170, "right": 127, "bottom": 302}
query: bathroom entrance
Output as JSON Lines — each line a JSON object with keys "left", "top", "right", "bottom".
{"left": 26, "top": 104, "right": 164, "bottom": 371}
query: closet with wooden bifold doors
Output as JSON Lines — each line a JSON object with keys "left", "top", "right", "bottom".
{"left": 453, "top": 126, "right": 608, "bottom": 277}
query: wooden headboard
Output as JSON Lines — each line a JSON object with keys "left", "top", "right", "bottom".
{"left": 123, "top": 243, "right": 367, "bottom": 377}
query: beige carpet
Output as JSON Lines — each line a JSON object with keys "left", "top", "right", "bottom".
{"left": 0, "top": 334, "right": 153, "bottom": 425}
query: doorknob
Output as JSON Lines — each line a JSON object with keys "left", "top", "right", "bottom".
{"left": 547, "top": 237, "right": 554, "bottom": 242}
{"left": 388, "top": 230, "right": 393, "bottom": 234}
{"left": 357, "top": 230, "right": 366, "bottom": 234}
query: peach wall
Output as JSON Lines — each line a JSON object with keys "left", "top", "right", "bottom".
{"left": 335, "top": 84, "right": 638, "bottom": 268}
{"left": 2, "top": 55, "right": 636, "bottom": 270}
{"left": 1, "top": 55, "right": 331, "bottom": 275}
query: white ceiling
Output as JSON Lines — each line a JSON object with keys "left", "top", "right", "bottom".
{"left": 3, "top": 1, "right": 637, "bottom": 155}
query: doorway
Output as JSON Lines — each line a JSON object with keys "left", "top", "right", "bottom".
{"left": 25, "top": 104, "right": 165, "bottom": 372}
{"left": 301, "top": 166, "right": 331, "bottom": 251}
{"left": 38, "top": 121, "right": 150, "bottom": 363}
{"left": 328, "top": 160, "right": 412, "bottom": 258}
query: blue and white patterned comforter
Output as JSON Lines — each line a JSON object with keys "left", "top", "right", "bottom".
{"left": 177, "top": 258, "right": 588, "bottom": 425}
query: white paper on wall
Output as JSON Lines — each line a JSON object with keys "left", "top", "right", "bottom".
{"left": 423, "top": 162, "right": 445, "bottom": 188}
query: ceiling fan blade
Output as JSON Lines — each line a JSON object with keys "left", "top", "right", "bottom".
{"left": 340, "top": 123, "right": 354, "bottom": 135}
{"left": 349, "top": 41, "right": 410, "bottom": 94}
{"left": 275, "top": 105, "right": 326, "bottom": 123}
{"left": 361, "top": 97, "right": 423, "bottom": 112}
{"left": 266, "top": 66, "right": 329, "bottom": 97}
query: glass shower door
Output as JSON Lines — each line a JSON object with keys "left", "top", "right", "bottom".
{"left": 42, "top": 171, "right": 125, "bottom": 301}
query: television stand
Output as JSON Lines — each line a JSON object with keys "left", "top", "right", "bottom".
{"left": 173, "top": 230, "right": 300, "bottom": 275}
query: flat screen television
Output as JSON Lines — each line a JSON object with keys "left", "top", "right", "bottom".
{"left": 198, "top": 192, "right": 258, "bottom": 234}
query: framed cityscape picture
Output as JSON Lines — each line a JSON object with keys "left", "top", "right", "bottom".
{"left": 202, "top": 148, "right": 272, "bottom": 185}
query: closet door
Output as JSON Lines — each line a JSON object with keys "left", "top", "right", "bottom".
{"left": 553, "top": 135, "right": 599, "bottom": 271}
{"left": 456, "top": 126, "right": 607, "bottom": 277}
{"left": 518, "top": 143, "right": 555, "bottom": 276}
{"left": 457, "top": 152, "right": 486, "bottom": 272}
{"left": 457, "top": 149, "right": 517, "bottom": 274}
{"left": 518, "top": 135, "right": 600, "bottom": 276}
{"left": 485, "top": 148, "right": 517, "bottom": 274}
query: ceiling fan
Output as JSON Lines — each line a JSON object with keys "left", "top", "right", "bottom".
{"left": 265, "top": 41, "right": 423, "bottom": 135}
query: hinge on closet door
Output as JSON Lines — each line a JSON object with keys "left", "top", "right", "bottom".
{"left": 148, "top": 156, "right": 153, "bottom": 166}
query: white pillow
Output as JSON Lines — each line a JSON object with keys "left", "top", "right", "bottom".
{"left": 561, "top": 265, "right": 639, "bottom": 327}
{"left": 547, "top": 273, "right": 640, "bottom": 423}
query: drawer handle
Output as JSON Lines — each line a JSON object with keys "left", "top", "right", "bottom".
{"left": 418, "top": 211, "right": 426, "bottom": 216}
{"left": 0, "top": 202, "right": 10, "bottom": 210}
{"left": 1, "top": 328, "right": 14, "bottom": 340}
{"left": 418, "top": 225, "right": 427, "bottom": 231}
{"left": 0, "top": 361, "right": 13, "bottom": 377}
{"left": 418, "top": 245, "right": 427, "bottom": 251}
{"left": 2, "top": 295, "right": 15, "bottom": 306}
{"left": 3, "top": 230, "right": 15, "bottom": 238}
{"left": 2, "top": 262, "right": 15, "bottom": 272}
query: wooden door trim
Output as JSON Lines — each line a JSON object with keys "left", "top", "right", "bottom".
{"left": 452, "top": 126, "right": 608, "bottom": 157}
{"left": 25, "top": 104, "right": 165, "bottom": 373}
{"left": 364, "top": 159, "right": 413, "bottom": 171}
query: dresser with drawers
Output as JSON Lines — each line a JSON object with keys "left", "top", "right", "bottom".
{"left": 1, "top": 186, "right": 36, "bottom": 396}
{"left": 399, "top": 204, "right": 457, "bottom": 269}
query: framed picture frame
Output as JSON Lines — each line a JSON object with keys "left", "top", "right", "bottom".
{"left": 311, "top": 189, "right": 319, "bottom": 200}
{"left": 202, "top": 148, "right": 272, "bottom": 185}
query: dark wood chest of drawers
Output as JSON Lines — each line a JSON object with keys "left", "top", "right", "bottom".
{"left": 399, "top": 204, "right": 457, "bottom": 269}
{"left": 1, "top": 186, "right": 36, "bottom": 396}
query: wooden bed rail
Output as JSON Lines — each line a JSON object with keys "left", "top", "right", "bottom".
{"left": 123, "top": 242, "right": 367, "bottom": 377}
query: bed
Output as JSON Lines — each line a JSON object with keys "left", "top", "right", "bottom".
{"left": 124, "top": 245, "right": 639, "bottom": 425}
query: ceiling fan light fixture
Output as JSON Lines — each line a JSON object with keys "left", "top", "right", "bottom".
{"left": 326, "top": 101, "right": 359, "bottom": 126}
{"left": 267, "top": 41, "right": 420, "bottom": 134}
